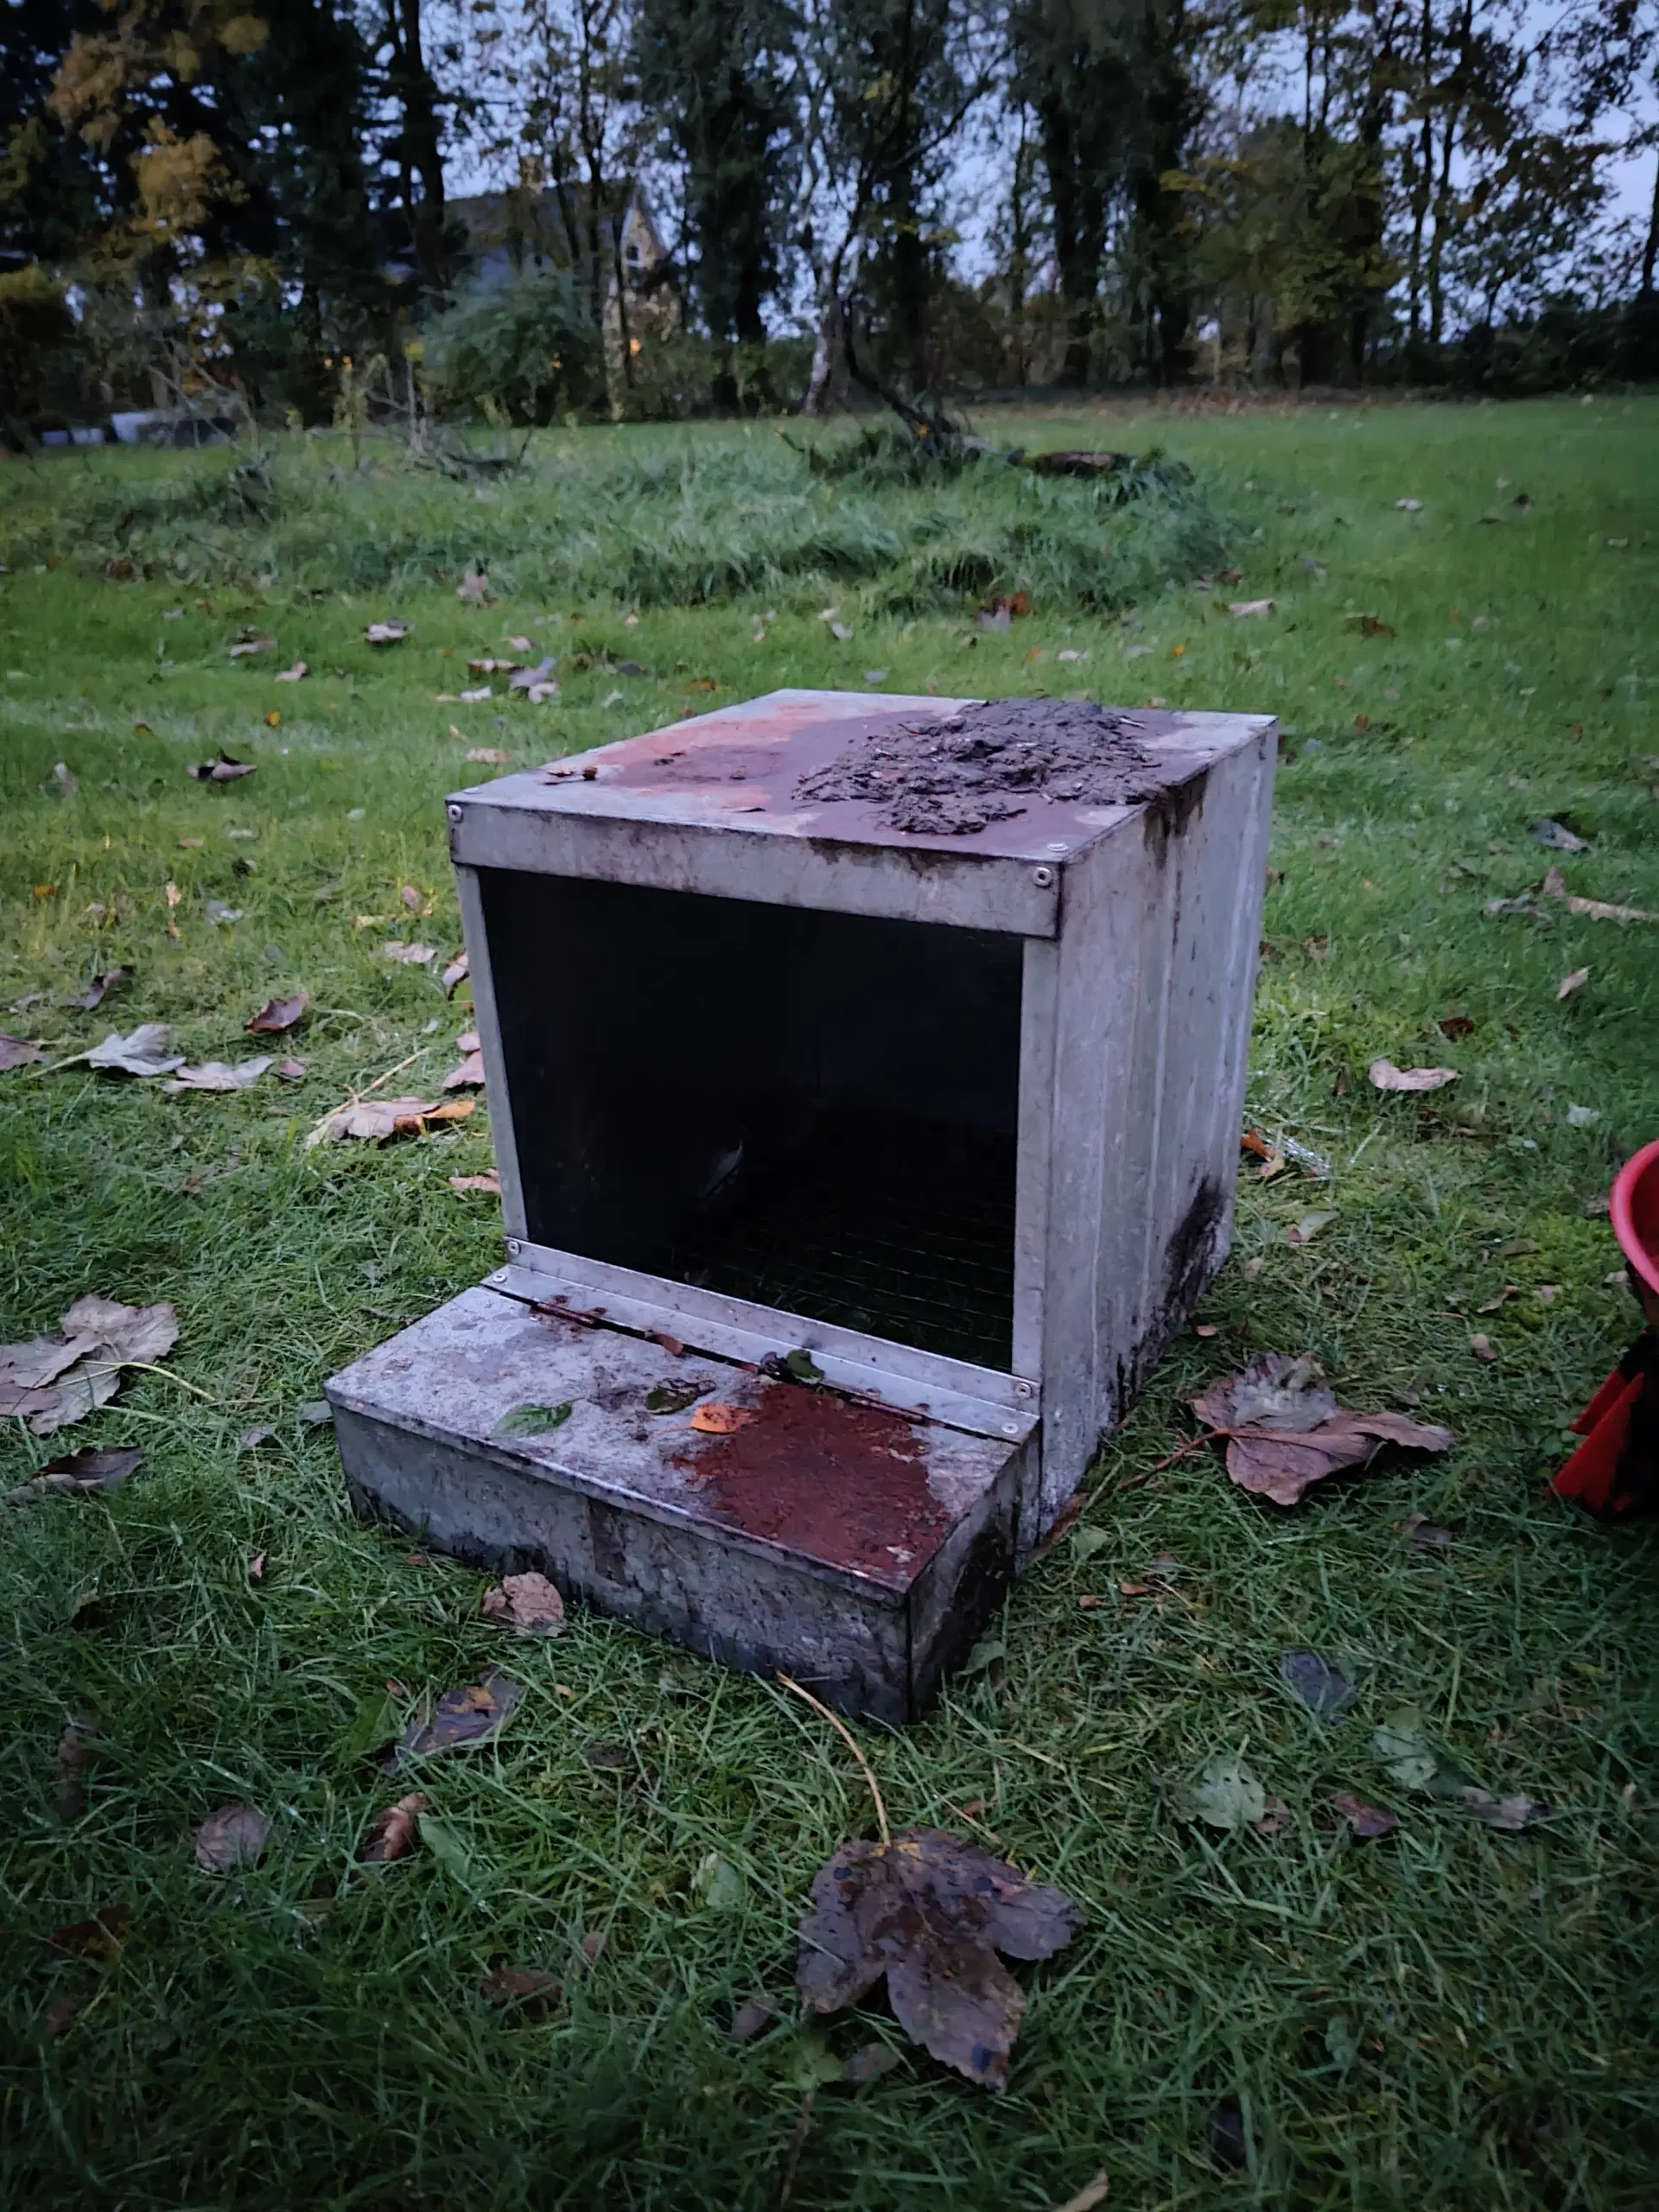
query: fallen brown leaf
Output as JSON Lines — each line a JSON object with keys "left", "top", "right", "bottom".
{"left": 1556, "top": 967, "right": 1589, "bottom": 1001}
{"left": 69, "top": 968, "right": 129, "bottom": 1011}
{"left": 448, "top": 1169, "right": 501, "bottom": 1195}
{"left": 480, "top": 1570, "right": 565, "bottom": 1637}
{"left": 728, "top": 1993, "right": 779, "bottom": 2043}
{"left": 248, "top": 1550, "right": 267, "bottom": 1580}
{"left": 442, "top": 951, "right": 470, "bottom": 996}
{"left": 442, "top": 1039, "right": 486, "bottom": 1089}
{"left": 1191, "top": 1353, "right": 1453, "bottom": 1507}
{"left": 480, "top": 1964, "right": 559, "bottom": 2007}
{"left": 357, "top": 1791, "right": 425, "bottom": 1863}
{"left": 1437, "top": 1014, "right": 1475, "bottom": 1039}
{"left": 194, "top": 1802, "right": 271, "bottom": 1872}
{"left": 365, "top": 620, "right": 410, "bottom": 645}
{"left": 1399, "top": 1514, "right": 1453, "bottom": 1550}
{"left": 456, "top": 568, "right": 491, "bottom": 606}
{"left": 1370, "top": 1058, "right": 1458, "bottom": 1092}
{"left": 275, "top": 1056, "right": 307, "bottom": 1081}
{"left": 7, "top": 1444, "right": 143, "bottom": 1504}
{"left": 1051, "top": 2173, "right": 1110, "bottom": 2212}
{"left": 246, "top": 990, "right": 308, "bottom": 1034}
{"left": 41, "top": 1998, "right": 81, "bottom": 2039}
{"left": 226, "top": 633, "right": 275, "bottom": 658}
{"left": 1332, "top": 1793, "right": 1397, "bottom": 1839}
{"left": 0, "top": 1033, "right": 42, "bottom": 1071}
{"left": 390, "top": 1670, "right": 522, "bottom": 1765}
{"left": 274, "top": 660, "right": 307, "bottom": 682}
{"left": 305, "top": 1096, "right": 440, "bottom": 1147}
{"left": 47, "top": 1902, "right": 129, "bottom": 1955}
{"left": 188, "top": 752, "right": 256, "bottom": 783}
{"left": 797, "top": 1826, "right": 1080, "bottom": 2091}
{"left": 1469, "top": 1332, "right": 1496, "bottom": 1362}
{"left": 467, "top": 747, "right": 509, "bottom": 765}
{"left": 690, "top": 1402, "right": 753, "bottom": 1433}
{"left": 381, "top": 941, "right": 435, "bottom": 964}
{"left": 1228, "top": 599, "right": 1274, "bottom": 618}
{"left": 0, "top": 1294, "right": 178, "bottom": 1436}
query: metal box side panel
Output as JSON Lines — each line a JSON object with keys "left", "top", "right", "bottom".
{"left": 454, "top": 861, "right": 524, "bottom": 1240}
{"left": 335, "top": 1408, "right": 914, "bottom": 1722}
{"left": 904, "top": 1432, "right": 1029, "bottom": 1714}
{"left": 1119, "top": 721, "right": 1276, "bottom": 1382}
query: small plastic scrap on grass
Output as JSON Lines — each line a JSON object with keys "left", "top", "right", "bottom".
{"left": 194, "top": 1803, "right": 270, "bottom": 1872}
{"left": 480, "top": 1570, "right": 564, "bottom": 1636}
{"left": 8, "top": 1444, "right": 143, "bottom": 1505}
{"left": 1188, "top": 1353, "right": 1454, "bottom": 1507}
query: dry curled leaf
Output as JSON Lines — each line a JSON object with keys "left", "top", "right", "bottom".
{"left": 162, "top": 1057, "right": 272, "bottom": 1094}
{"left": 194, "top": 1802, "right": 271, "bottom": 1872}
{"left": 1191, "top": 1352, "right": 1453, "bottom": 1507}
{"left": 0, "top": 1295, "right": 178, "bottom": 1436}
{"left": 480, "top": 1570, "right": 564, "bottom": 1637}
{"left": 456, "top": 568, "right": 491, "bottom": 605}
{"left": 8, "top": 1444, "right": 143, "bottom": 1505}
{"left": 0, "top": 1033, "right": 42, "bottom": 1071}
{"left": 305, "top": 1096, "right": 440, "bottom": 1147}
{"left": 85, "top": 1024, "right": 184, "bottom": 1077}
{"left": 690, "top": 1402, "right": 752, "bottom": 1433}
{"left": 1530, "top": 818, "right": 1588, "bottom": 852}
{"left": 69, "top": 968, "right": 129, "bottom": 1011}
{"left": 274, "top": 660, "right": 307, "bottom": 682}
{"left": 1540, "top": 866, "right": 1654, "bottom": 923}
{"left": 442, "top": 1047, "right": 486, "bottom": 1090}
{"left": 390, "top": 1669, "right": 522, "bottom": 1766}
{"left": 365, "top": 620, "right": 410, "bottom": 645}
{"left": 1178, "top": 1753, "right": 1266, "bottom": 1830}
{"left": 1556, "top": 967, "right": 1589, "bottom": 1001}
{"left": 442, "top": 951, "right": 470, "bottom": 996}
{"left": 357, "top": 1792, "right": 425, "bottom": 1863}
{"left": 1370, "top": 1059, "right": 1458, "bottom": 1092}
{"left": 246, "top": 991, "right": 308, "bottom": 1034}
{"left": 796, "top": 1826, "right": 1080, "bottom": 2092}
{"left": 448, "top": 1169, "right": 501, "bottom": 1195}
{"left": 381, "top": 941, "right": 436, "bottom": 965}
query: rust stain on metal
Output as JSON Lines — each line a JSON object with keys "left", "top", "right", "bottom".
{"left": 675, "top": 1379, "right": 956, "bottom": 1582}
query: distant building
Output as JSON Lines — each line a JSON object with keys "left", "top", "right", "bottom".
{"left": 447, "top": 180, "right": 679, "bottom": 354}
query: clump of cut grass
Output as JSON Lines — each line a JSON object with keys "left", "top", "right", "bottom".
{"left": 0, "top": 423, "right": 1229, "bottom": 619}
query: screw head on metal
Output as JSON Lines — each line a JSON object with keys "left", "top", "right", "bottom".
{"left": 1002, "top": 1421, "right": 1020, "bottom": 1436}
{"left": 505, "top": 1238, "right": 522, "bottom": 1256}
{"left": 1033, "top": 865, "right": 1055, "bottom": 888}
{"left": 447, "top": 802, "right": 463, "bottom": 823}
{"left": 1014, "top": 1379, "right": 1033, "bottom": 1399}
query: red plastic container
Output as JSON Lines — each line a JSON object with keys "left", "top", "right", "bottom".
{"left": 1611, "top": 1136, "right": 1659, "bottom": 1305}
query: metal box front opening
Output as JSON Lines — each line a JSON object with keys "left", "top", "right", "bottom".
{"left": 479, "top": 867, "right": 1024, "bottom": 1371}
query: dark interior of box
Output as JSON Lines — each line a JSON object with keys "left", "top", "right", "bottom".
{"left": 480, "top": 870, "right": 1022, "bottom": 1370}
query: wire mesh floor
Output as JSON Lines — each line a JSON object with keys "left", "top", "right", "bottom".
{"left": 662, "top": 1109, "right": 1015, "bottom": 1371}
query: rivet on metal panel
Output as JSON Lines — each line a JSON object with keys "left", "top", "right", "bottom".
{"left": 1014, "top": 1379, "right": 1034, "bottom": 1399}
{"left": 447, "top": 803, "right": 464, "bottom": 823}
{"left": 505, "top": 1239, "right": 522, "bottom": 1257}
{"left": 1002, "top": 1421, "right": 1020, "bottom": 1436}
{"left": 1032, "top": 866, "right": 1055, "bottom": 888}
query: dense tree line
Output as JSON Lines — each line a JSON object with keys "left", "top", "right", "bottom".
{"left": 3, "top": 0, "right": 1656, "bottom": 425}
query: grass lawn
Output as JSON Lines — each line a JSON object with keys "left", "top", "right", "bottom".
{"left": 1, "top": 394, "right": 1656, "bottom": 2211}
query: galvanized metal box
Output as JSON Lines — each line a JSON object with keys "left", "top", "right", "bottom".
{"left": 328, "top": 688, "right": 1275, "bottom": 1716}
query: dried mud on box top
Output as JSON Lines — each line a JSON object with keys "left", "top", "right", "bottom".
{"left": 794, "top": 697, "right": 1173, "bottom": 835}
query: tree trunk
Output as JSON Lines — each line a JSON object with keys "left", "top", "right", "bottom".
{"left": 804, "top": 293, "right": 846, "bottom": 415}
{"left": 1642, "top": 145, "right": 1659, "bottom": 296}
{"left": 391, "top": 0, "right": 448, "bottom": 298}
{"left": 1039, "top": 96, "right": 1100, "bottom": 388}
